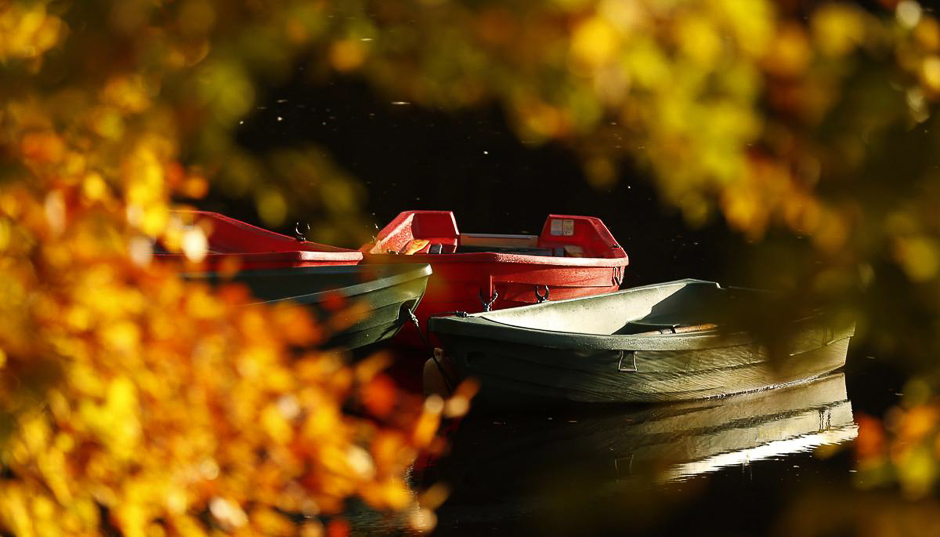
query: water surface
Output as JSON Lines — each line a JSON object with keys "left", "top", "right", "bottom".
{"left": 353, "top": 349, "right": 905, "bottom": 536}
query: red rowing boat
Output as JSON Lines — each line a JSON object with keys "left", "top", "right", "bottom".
{"left": 361, "top": 210, "right": 628, "bottom": 346}
{"left": 158, "top": 211, "right": 363, "bottom": 270}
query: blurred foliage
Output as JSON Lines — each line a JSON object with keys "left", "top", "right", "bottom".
{"left": 0, "top": 0, "right": 459, "bottom": 534}
{"left": 854, "top": 376, "right": 940, "bottom": 500}
{"left": 322, "top": 0, "right": 940, "bottom": 360}
{"left": 307, "top": 0, "right": 940, "bottom": 502}
{"left": 4, "top": 0, "right": 940, "bottom": 533}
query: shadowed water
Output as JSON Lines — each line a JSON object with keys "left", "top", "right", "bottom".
{"left": 346, "top": 346, "right": 904, "bottom": 536}
{"left": 419, "top": 374, "right": 854, "bottom": 531}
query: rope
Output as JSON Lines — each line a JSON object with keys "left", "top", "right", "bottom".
{"left": 405, "top": 308, "right": 458, "bottom": 394}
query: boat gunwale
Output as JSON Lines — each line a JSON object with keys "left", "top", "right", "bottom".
{"left": 429, "top": 279, "right": 855, "bottom": 352}
{"left": 156, "top": 250, "right": 363, "bottom": 263}
{"left": 361, "top": 251, "right": 628, "bottom": 268}
{"left": 172, "top": 210, "right": 365, "bottom": 257}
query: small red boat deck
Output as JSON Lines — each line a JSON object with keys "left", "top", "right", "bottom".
{"left": 157, "top": 211, "right": 363, "bottom": 270}
{"left": 361, "top": 210, "right": 628, "bottom": 346}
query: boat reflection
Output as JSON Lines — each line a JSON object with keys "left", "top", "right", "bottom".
{"left": 615, "top": 372, "right": 856, "bottom": 482}
{"left": 424, "top": 372, "right": 856, "bottom": 494}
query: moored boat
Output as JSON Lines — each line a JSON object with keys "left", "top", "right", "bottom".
{"left": 361, "top": 210, "right": 629, "bottom": 346}
{"left": 428, "top": 279, "right": 855, "bottom": 404}
{"left": 188, "top": 264, "right": 432, "bottom": 350}
{"left": 158, "top": 210, "right": 363, "bottom": 269}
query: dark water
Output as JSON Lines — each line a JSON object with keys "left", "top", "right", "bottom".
{"left": 422, "top": 358, "right": 891, "bottom": 535}
{"left": 339, "top": 348, "right": 905, "bottom": 536}
{"left": 232, "top": 76, "right": 914, "bottom": 535}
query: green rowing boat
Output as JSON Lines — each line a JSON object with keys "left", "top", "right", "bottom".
{"left": 428, "top": 279, "right": 854, "bottom": 404}
{"left": 189, "top": 264, "right": 431, "bottom": 350}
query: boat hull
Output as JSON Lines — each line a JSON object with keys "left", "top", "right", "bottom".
{"left": 430, "top": 279, "right": 855, "bottom": 404}
{"left": 189, "top": 264, "right": 431, "bottom": 350}
{"left": 440, "top": 333, "right": 851, "bottom": 404}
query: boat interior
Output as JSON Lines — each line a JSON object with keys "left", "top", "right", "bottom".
{"left": 475, "top": 280, "right": 740, "bottom": 336}
{"left": 363, "top": 211, "right": 618, "bottom": 259}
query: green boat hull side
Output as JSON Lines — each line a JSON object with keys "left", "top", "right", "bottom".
{"left": 430, "top": 278, "right": 855, "bottom": 404}
{"left": 322, "top": 293, "right": 425, "bottom": 349}
{"left": 441, "top": 334, "right": 852, "bottom": 405}
{"left": 189, "top": 264, "right": 431, "bottom": 350}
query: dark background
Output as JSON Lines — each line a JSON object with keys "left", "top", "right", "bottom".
{"left": 231, "top": 75, "right": 749, "bottom": 287}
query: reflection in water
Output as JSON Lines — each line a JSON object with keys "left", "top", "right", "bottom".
{"left": 636, "top": 373, "right": 856, "bottom": 482}
{"left": 430, "top": 373, "right": 854, "bottom": 483}
{"left": 413, "top": 372, "right": 856, "bottom": 534}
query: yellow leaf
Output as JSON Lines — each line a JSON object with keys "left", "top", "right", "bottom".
{"left": 571, "top": 16, "right": 620, "bottom": 68}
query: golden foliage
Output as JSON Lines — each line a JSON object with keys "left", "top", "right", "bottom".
{"left": 855, "top": 383, "right": 940, "bottom": 500}
{"left": 5, "top": 0, "right": 940, "bottom": 530}
{"left": 0, "top": 1, "right": 453, "bottom": 534}
{"left": 0, "top": 1, "right": 64, "bottom": 63}
{"left": 0, "top": 124, "right": 444, "bottom": 536}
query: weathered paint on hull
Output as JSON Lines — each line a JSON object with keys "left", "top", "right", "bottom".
{"left": 317, "top": 283, "right": 429, "bottom": 349}
{"left": 431, "top": 279, "right": 855, "bottom": 405}
{"left": 191, "top": 264, "right": 431, "bottom": 350}
{"left": 442, "top": 333, "right": 852, "bottom": 405}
